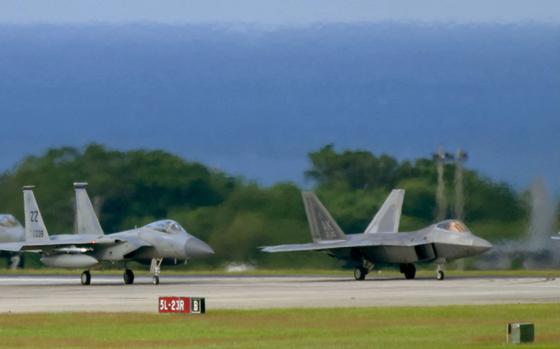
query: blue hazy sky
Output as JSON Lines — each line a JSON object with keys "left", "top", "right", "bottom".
{"left": 1, "top": 0, "right": 559, "bottom": 25}
{"left": 1, "top": 2, "right": 559, "bottom": 192}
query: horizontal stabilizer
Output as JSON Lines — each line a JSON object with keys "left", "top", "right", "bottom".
{"left": 0, "top": 242, "right": 24, "bottom": 252}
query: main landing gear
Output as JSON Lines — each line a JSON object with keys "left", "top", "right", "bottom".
{"left": 81, "top": 268, "right": 134, "bottom": 285}
{"left": 400, "top": 263, "right": 416, "bottom": 279}
{"left": 353, "top": 266, "right": 368, "bottom": 280}
{"left": 81, "top": 259, "right": 164, "bottom": 286}
{"left": 124, "top": 268, "right": 135, "bottom": 285}
{"left": 150, "top": 258, "right": 163, "bottom": 285}
{"left": 353, "top": 259, "right": 373, "bottom": 281}
{"left": 81, "top": 270, "right": 91, "bottom": 285}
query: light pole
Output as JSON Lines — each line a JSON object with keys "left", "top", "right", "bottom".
{"left": 454, "top": 149, "right": 468, "bottom": 221}
{"left": 433, "top": 147, "right": 453, "bottom": 221}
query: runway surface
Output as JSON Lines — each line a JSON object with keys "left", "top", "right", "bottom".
{"left": 0, "top": 274, "right": 559, "bottom": 313}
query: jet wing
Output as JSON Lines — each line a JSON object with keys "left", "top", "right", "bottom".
{"left": 261, "top": 236, "right": 424, "bottom": 253}
{"left": 0, "top": 236, "right": 123, "bottom": 252}
{"left": 261, "top": 239, "right": 385, "bottom": 253}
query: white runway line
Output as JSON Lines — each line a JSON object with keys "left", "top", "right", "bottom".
{"left": 0, "top": 275, "right": 559, "bottom": 313}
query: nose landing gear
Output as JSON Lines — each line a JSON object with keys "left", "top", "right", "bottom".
{"left": 436, "top": 264, "right": 445, "bottom": 280}
{"left": 151, "top": 258, "right": 163, "bottom": 285}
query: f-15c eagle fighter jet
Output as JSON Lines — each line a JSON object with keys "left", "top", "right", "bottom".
{"left": 261, "top": 190, "right": 492, "bottom": 280}
{"left": 0, "top": 184, "right": 214, "bottom": 285}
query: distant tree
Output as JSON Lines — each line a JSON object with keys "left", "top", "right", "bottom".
{"left": 305, "top": 144, "right": 399, "bottom": 190}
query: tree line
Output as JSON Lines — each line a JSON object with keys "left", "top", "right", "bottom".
{"left": 0, "top": 144, "right": 530, "bottom": 268}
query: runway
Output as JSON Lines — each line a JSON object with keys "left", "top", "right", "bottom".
{"left": 0, "top": 274, "right": 559, "bottom": 313}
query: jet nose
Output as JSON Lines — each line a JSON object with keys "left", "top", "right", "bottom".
{"left": 185, "top": 237, "right": 214, "bottom": 259}
{"left": 472, "top": 236, "right": 493, "bottom": 254}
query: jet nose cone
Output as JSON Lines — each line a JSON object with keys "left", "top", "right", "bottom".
{"left": 473, "top": 236, "right": 493, "bottom": 254}
{"left": 185, "top": 237, "right": 214, "bottom": 259}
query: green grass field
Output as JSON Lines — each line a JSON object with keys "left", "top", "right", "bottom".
{"left": 0, "top": 304, "right": 558, "bottom": 349}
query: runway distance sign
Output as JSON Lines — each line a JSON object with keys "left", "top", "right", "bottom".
{"left": 158, "top": 297, "right": 205, "bottom": 314}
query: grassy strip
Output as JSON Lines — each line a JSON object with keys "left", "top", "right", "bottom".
{"left": 0, "top": 304, "right": 558, "bottom": 348}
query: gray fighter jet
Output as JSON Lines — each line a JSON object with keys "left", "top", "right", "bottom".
{"left": 261, "top": 190, "right": 492, "bottom": 280}
{"left": 0, "top": 184, "right": 214, "bottom": 285}
{"left": 0, "top": 214, "right": 25, "bottom": 268}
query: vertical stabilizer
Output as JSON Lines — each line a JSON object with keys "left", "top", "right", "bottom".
{"left": 22, "top": 186, "right": 49, "bottom": 241}
{"left": 364, "top": 189, "right": 405, "bottom": 234}
{"left": 302, "top": 192, "right": 346, "bottom": 242}
{"left": 74, "top": 182, "right": 104, "bottom": 235}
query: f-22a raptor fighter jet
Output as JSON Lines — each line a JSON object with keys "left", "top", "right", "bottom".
{"left": 0, "top": 184, "right": 214, "bottom": 285}
{"left": 261, "top": 190, "right": 492, "bottom": 280}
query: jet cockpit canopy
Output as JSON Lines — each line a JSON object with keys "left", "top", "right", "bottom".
{"left": 144, "top": 220, "right": 186, "bottom": 234}
{"left": 436, "top": 220, "right": 471, "bottom": 233}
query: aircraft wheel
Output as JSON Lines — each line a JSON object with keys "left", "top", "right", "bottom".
{"left": 404, "top": 264, "right": 416, "bottom": 280}
{"left": 353, "top": 267, "right": 367, "bottom": 281}
{"left": 81, "top": 271, "right": 91, "bottom": 285}
{"left": 152, "top": 276, "right": 160, "bottom": 285}
{"left": 436, "top": 270, "right": 445, "bottom": 281}
{"left": 124, "top": 269, "right": 135, "bottom": 285}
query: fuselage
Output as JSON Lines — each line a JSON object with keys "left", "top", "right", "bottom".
{"left": 39, "top": 220, "right": 213, "bottom": 269}
{"left": 331, "top": 222, "right": 492, "bottom": 265}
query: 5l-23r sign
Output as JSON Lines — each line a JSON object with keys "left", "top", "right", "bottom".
{"left": 158, "top": 297, "right": 205, "bottom": 314}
